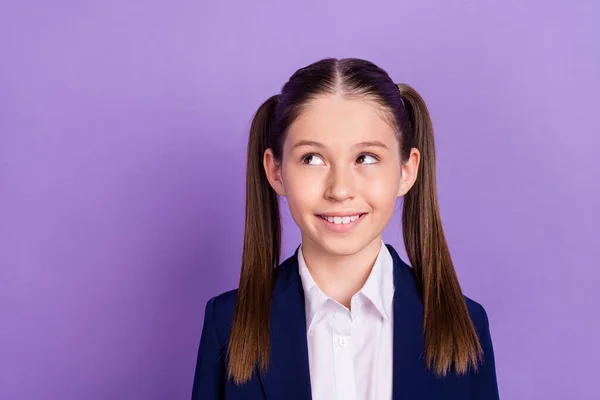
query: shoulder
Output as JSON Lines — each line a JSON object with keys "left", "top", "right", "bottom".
{"left": 200, "top": 253, "right": 297, "bottom": 343}
{"left": 464, "top": 295, "right": 497, "bottom": 377}
{"left": 463, "top": 296, "right": 500, "bottom": 396}
{"left": 202, "top": 289, "right": 239, "bottom": 344}
{"left": 463, "top": 295, "right": 492, "bottom": 337}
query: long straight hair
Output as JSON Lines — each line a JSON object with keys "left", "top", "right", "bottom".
{"left": 227, "top": 58, "right": 482, "bottom": 384}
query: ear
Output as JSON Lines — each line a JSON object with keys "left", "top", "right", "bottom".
{"left": 397, "top": 148, "right": 420, "bottom": 197}
{"left": 263, "top": 148, "right": 286, "bottom": 196}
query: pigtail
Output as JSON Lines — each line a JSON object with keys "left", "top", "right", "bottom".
{"left": 397, "top": 83, "right": 483, "bottom": 376}
{"left": 227, "top": 95, "right": 281, "bottom": 384}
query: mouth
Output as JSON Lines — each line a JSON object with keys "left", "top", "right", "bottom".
{"left": 316, "top": 213, "right": 368, "bottom": 225}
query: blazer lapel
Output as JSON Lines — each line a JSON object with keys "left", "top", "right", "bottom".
{"left": 258, "top": 248, "right": 313, "bottom": 400}
{"left": 388, "top": 244, "right": 434, "bottom": 399}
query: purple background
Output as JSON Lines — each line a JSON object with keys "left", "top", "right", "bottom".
{"left": 1, "top": 1, "right": 599, "bottom": 399}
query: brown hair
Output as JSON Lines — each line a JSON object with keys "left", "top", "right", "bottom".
{"left": 227, "top": 58, "right": 482, "bottom": 384}
{"left": 399, "top": 83, "right": 483, "bottom": 375}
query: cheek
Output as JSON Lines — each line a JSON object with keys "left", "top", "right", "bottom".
{"left": 281, "top": 165, "right": 322, "bottom": 212}
{"left": 361, "top": 168, "right": 401, "bottom": 207}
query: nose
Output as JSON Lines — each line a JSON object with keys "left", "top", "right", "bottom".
{"left": 324, "top": 164, "right": 356, "bottom": 201}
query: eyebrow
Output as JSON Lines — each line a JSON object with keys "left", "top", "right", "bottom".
{"left": 292, "top": 140, "right": 389, "bottom": 150}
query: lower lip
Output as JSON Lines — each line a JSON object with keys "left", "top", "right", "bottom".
{"left": 316, "top": 214, "right": 367, "bottom": 233}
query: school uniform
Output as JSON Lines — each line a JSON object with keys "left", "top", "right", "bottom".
{"left": 192, "top": 243, "right": 500, "bottom": 399}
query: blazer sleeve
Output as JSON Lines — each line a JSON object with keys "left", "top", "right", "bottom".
{"left": 191, "top": 297, "right": 225, "bottom": 400}
{"left": 473, "top": 303, "right": 500, "bottom": 399}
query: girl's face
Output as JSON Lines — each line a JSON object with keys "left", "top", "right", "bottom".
{"left": 264, "top": 94, "right": 419, "bottom": 257}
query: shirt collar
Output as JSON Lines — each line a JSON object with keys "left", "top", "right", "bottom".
{"left": 297, "top": 241, "right": 395, "bottom": 331}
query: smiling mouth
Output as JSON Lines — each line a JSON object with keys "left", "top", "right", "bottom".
{"left": 317, "top": 213, "right": 367, "bottom": 225}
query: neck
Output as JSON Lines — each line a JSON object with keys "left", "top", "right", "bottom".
{"left": 300, "top": 235, "right": 383, "bottom": 308}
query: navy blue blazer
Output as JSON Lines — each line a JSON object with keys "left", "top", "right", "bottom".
{"left": 192, "top": 245, "right": 500, "bottom": 399}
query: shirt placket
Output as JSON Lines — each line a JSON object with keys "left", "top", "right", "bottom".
{"left": 332, "top": 307, "right": 356, "bottom": 400}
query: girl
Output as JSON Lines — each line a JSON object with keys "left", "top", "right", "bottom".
{"left": 192, "top": 58, "right": 499, "bottom": 400}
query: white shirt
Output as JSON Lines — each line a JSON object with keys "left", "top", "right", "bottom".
{"left": 298, "top": 241, "right": 395, "bottom": 400}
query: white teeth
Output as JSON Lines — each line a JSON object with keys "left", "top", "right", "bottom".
{"left": 321, "top": 214, "right": 362, "bottom": 224}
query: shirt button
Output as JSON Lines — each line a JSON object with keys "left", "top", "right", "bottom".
{"left": 338, "top": 336, "right": 349, "bottom": 347}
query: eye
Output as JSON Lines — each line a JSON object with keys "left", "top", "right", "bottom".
{"left": 302, "top": 154, "right": 325, "bottom": 165}
{"left": 357, "top": 153, "right": 379, "bottom": 165}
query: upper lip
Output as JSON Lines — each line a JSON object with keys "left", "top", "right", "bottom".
{"left": 317, "top": 212, "right": 367, "bottom": 217}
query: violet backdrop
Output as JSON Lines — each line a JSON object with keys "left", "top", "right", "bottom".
{"left": 1, "top": 0, "right": 599, "bottom": 399}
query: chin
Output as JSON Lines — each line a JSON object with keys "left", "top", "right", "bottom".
{"left": 313, "top": 235, "right": 374, "bottom": 257}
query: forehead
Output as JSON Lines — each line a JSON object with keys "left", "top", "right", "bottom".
{"left": 286, "top": 94, "right": 397, "bottom": 146}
